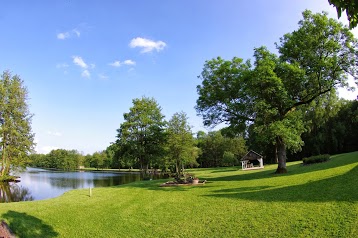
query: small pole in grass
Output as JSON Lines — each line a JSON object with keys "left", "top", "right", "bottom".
{"left": 89, "top": 187, "right": 92, "bottom": 197}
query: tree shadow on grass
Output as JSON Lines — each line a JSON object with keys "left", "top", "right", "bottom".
{"left": 204, "top": 152, "right": 358, "bottom": 182}
{"left": 2, "top": 210, "right": 58, "bottom": 238}
{"left": 205, "top": 165, "right": 358, "bottom": 203}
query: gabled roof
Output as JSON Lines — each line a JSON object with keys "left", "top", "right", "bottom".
{"left": 241, "top": 150, "right": 263, "bottom": 161}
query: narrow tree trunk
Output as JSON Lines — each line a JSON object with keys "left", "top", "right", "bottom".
{"left": 275, "top": 137, "right": 288, "bottom": 174}
{"left": 175, "top": 159, "right": 179, "bottom": 176}
{"left": 1, "top": 146, "right": 6, "bottom": 177}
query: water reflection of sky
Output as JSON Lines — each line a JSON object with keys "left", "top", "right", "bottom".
{"left": 12, "top": 168, "right": 141, "bottom": 201}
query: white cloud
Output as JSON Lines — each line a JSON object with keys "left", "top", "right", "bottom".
{"left": 98, "top": 74, "right": 109, "bottom": 80}
{"left": 57, "top": 28, "right": 81, "bottom": 40}
{"left": 72, "top": 56, "right": 88, "bottom": 69}
{"left": 129, "top": 37, "right": 166, "bottom": 53}
{"left": 109, "top": 59, "right": 136, "bottom": 67}
{"left": 47, "top": 131, "right": 62, "bottom": 137}
{"left": 81, "top": 70, "right": 91, "bottom": 78}
{"left": 123, "top": 59, "right": 136, "bottom": 65}
{"left": 57, "top": 32, "right": 70, "bottom": 40}
{"left": 72, "top": 56, "right": 92, "bottom": 78}
{"left": 56, "top": 63, "right": 69, "bottom": 68}
{"left": 73, "top": 29, "right": 81, "bottom": 37}
{"left": 109, "top": 61, "right": 121, "bottom": 67}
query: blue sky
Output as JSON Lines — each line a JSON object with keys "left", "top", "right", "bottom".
{"left": 0, "top": 0, "right": 356, "bottom": 154}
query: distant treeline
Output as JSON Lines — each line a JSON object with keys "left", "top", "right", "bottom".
{"left": 30, "top": 98, "right": 357, "bottom": 171}
{"left": 29, "top": 130, "right": 247, "bottom": 171}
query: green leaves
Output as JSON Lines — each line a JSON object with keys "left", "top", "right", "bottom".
{"left": 166, "top": 112, "right": 198, "bottom": 175}
{"left": 116, "top": 96, "right": 166, "bottom": 172}
{"left": 196, "top": 11, "right": 357, "bottom": 171}
{"left": 329, "top": 0, "right": 358, "bottom": 28}
{"left": 0, "top": 71, "right": 34, "bottom": 176}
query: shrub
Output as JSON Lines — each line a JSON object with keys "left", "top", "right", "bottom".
{"left": 302, "top": 154, "right": 330, "bottom": 165}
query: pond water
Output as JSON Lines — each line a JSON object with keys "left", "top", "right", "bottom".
{"left": 0, "top": 168, "right": 158, "bottom": 203}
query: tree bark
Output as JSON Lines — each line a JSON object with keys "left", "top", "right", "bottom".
{"left": 275, "top": 137, "right": 288, "bottom": 173}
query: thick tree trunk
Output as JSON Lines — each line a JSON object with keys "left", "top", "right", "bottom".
{"left": 275, "top": 137, "right": 288, "bottom": 174}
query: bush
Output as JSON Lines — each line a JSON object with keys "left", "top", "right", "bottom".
{"left": 303, "top": 154, "right": 330, "bottom": 165}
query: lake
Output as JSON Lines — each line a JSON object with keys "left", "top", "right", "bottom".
{"left": 0, "top": 168, "right": 158, "bottom": 203}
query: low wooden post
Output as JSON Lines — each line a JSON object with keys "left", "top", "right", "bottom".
{"left": 89, "top": 187, "right": 92, "bottom": 197}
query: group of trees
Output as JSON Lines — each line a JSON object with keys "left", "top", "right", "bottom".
{"left": 29, "top": 149, "right": 116, "bottom": 171}
{"left": 196, "top": 10, "right": 357, "bottom": 173}
{"left": 299, "top": 97, "right": 358, "bottom": 157}
{"left": 196, "top": 130, "right": 247, "bottom": 167}
{"left": 29, "top": 149, "right": 83, "bottom": 171}
{"left": 1, "top": 10, "right": 357, "bottom": 177}
{"left": 29, "top": 97, "right": 248, "bottom": 176}
{"left": 114, "top": 97, "right": 247, "bottom": 176}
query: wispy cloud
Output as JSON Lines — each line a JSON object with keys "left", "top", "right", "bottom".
{"left": 109, "top": 61, "right": 121, "bottom": 67}
{"left": 47, "top": 131, "right": 62, "bottom": 137}
{"left": 72, "top": 56, "right": 88, "bottom": 69}
{"left": 123, "top": 59, "right": 136, "bottom": 65}
{"left": 56, "top": 63, "right": 69, "bottom": 68}
{"left": 81, "top": 70, "right": 91, "bottom": 78}
{"left": 57, "top": 28, "right": 81, "bottom": 40}
{"left": 57, "top": 32, "right": 70, "bottom": 40}
{"left": 72, "top": 56, "right": 92, "bottom": 78}
{"left": 129, "top": 37, "right": 166, "bottom": 53}
{"left": 109, "top": 59, "right": 136, "bottom": 67}
{"left": 98, "top": 74, "right": 109, "bottom": 80}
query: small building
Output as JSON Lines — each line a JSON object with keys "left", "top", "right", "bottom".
{"left": 241, "top": 150, "right": 264, "bottom": 170}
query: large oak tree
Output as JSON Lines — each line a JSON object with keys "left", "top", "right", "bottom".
{"left": 196, "top": 11, "right": 357, "bottom": 173}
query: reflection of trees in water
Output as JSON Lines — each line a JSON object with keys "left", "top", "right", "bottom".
{"left": 48, "top": 177, "right": 87, "bottom": 189}
{"left": 92, "top": 173, "right": 141, "bottom": 187}
{"left": 47, "top": 173, "right": 143, "bottom": 189}
{"left": 0, "top": 183, "right": 33, "bottom": 202}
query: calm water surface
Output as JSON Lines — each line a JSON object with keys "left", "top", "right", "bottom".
{"left": 0, "top": 168, "right": 155, "bottom": 202}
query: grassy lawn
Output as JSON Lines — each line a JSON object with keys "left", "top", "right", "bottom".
{"left": 0, "top": 151, "right": 357, "bottom": 237}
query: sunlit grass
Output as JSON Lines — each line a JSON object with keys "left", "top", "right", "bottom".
{"left": 0, "top": 152, "right": 357, "bottom": 237}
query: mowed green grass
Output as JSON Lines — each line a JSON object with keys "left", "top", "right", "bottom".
{"left": 0, "top": 152, "right": 357, "bottom": 238}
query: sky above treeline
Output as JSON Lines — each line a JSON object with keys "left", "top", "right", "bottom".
{"left": 0, "top": 0, "right": 356, "bottom": 154}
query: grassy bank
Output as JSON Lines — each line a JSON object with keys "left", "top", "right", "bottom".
{"left": 0, "top": 152, "right": 357, "bottom": 237}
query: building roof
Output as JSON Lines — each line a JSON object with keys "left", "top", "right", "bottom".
{"left": 241, "top": 150, "right": 263, "bottom": 161}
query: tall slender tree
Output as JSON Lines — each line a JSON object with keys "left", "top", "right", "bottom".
{"left": 0, "top": 71, "right": 35, "bottom": 178}
{"left": 166, "top": 112, "right": 199, "bottom": 177}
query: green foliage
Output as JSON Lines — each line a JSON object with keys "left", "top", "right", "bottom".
{"left": 196, "top": 11, "right": 358, "bottom": 172}
{"left": 0, "top": 152, "right": 357, "bottom": 237}
{"left": 30, "top": 149, "right": 82, "bottom": 171}
{"left": 329, "top": 0, "right": 358, "bottom": 28}
{"left": 196, "top": 130, "right": 247, "bottom": 167}
{"left": 222, "top": 151, "right": 237, "bottom": 166}
{"left": 166, "top": 112, "right": 199, "bottom": 176}
{"left": 0, "top": 71, "right": 35, "bottom": 177}
{"left": 303, "top": 154, "right": 330, "bottom": 164}
{"left": 116, "top": 96, "right": 166, "bottom": 173}
{"left": 299, "top": 98, "right": 358, "bottom": 157}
